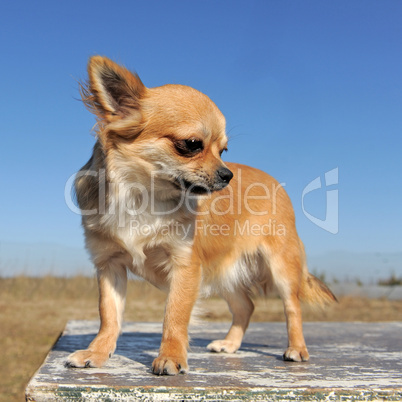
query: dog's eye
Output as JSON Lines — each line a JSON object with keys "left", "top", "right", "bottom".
{"left": 185, "top": 138, "right": 203, "bottom": 152}
{"left": 175, "top": 138, "right": 204, "bottom": 156}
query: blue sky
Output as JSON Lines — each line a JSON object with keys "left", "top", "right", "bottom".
{"left": 0, "top": 1, "right": 401, "bottom": 275}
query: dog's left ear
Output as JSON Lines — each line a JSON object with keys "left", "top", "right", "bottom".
{"left": 82, "top": 56, "right": 146, "bottom": 122}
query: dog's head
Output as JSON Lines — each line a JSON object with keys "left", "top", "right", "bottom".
{"left": 83, "top": 56, "right": 233, "bottom": 195}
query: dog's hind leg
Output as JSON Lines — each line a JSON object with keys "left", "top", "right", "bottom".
{"left": 207, "top": 289, "right": 254, "bottom": 353}
{"left": 281, "top": 290, "right": 309, "bottom": 362}
{"left": 66, "top": 256, "right": 128, "bottom": 368}
{"left": 268, "top": 250, "right": 310, "bottom": 362}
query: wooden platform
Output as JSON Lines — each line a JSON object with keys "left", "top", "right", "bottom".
{"left": 26, "top": 321, "right": 402, "bottom": 401}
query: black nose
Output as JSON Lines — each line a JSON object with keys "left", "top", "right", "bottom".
{"left": 217, "top": 167, "right": 233, "bottom": 183}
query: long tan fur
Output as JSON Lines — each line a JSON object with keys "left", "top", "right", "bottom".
{"left": 66, "top": 56, "right": 336, "bottom": 375}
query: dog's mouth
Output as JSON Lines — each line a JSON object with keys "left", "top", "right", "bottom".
{"left": 173, "top": 178, "right": 229, "bottom": 195}
{"left": 173, "top": 178, "right": 210, "bottom": 195}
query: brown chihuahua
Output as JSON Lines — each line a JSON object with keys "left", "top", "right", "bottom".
{"left": 66, "top": 56, "right": 336, "bottom": 375}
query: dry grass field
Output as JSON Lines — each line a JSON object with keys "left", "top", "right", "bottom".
{"left": 1, "top": 275, "right": 401, "bottom": 401}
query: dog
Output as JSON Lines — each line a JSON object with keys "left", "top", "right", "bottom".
{"left": 66, "top": 56, "right": 337, "bottom": 375}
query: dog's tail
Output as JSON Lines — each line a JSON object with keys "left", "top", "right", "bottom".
{"left": 299, "top": 273, "right": 338, "bottom": 306}
{"left": 298, "top": 240, "right": 338, "bottom": 306}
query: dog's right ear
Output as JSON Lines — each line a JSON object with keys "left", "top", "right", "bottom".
{"left": 82, "top": 56, "right": 146, "bottom": 122}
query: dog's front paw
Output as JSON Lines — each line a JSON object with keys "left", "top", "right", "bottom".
{"left": 65, "top": 349, "right": 111, "bottom": 368}
{"left": 207, "top": 339, "right": 240, "bottom": 353}
{"left": 283, "top": 346, "right": 309, "bottom": 362}
{"left": 152, "top": 355, "right": 188, "bottom": 375}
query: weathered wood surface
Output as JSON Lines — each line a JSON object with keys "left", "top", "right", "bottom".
{"left": 26, "top": 321, "right": 402, "bottom": 401}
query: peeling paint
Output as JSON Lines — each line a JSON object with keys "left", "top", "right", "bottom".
{"left": 26, "top": 321, "right": 402, "bottom": 401}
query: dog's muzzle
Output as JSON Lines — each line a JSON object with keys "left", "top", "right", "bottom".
{"left": 174, "top": 167, "right": 233, "bottom": 195}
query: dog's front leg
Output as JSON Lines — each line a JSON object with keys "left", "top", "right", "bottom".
{"left": 152, "top": 258, "right": 201, "bottom": 375}
{"left": 66, "top": 262, "right": 127, "bottom": 368}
